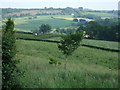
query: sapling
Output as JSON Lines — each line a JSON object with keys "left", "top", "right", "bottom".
{"left": 58, "top": 30, "right": 83, "bottom": 69}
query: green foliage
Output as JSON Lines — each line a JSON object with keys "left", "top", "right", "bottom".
{"left": 58, "top": 31, "right": 83, "bottom": 56}
{"left": 82, "top": 21, "right": 118, "bottom": 41}
{"left": 2, "top": 17, "right": 22, "bottom": 88}
{"left": 49, "top": 57, "right": 61, "bottom": 66}
{"left": 39, "top": 24, "right": 52, "bottom": 33}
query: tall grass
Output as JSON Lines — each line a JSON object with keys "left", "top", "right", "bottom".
{"left": 15, "top": 40, "right": 118, "bottom": 88}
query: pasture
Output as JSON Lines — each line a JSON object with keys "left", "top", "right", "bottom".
{"left": 16, "top": 33, "right": 119, "bottom": 50}
{"left": 82, "top": 39, "right": 119, "bottom": 50}
{"left": 81, "top": 12, "right": 117, "bottom": 19}
{"left": 14, "top": 15, "right": 73, "bottom": 31}
{"left": 16, "top": 39, "right": 118, "bottom": 88}
{"left": 14, "top": 15, "right": 93, "bottom": 32}
{"left": 43, "top": 35, "right": 118, "bottom": 50}
{"left": 11, "top": 12, "right": 117, "bottom": 32}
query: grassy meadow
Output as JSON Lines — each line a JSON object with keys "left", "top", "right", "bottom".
{"left": 81, "top": 12, "right": 117, "bottom": 19}
{"left": 82, "top": 39, "right": 119, "bottom": 50}
{"left": 15, "top": 39, "right": 118, "bottom": 88}
{"left": 14, "top": 15, "right": 73, "bottom": 31}
{"left": 14, "top": 15, "right": 94, "bottom": 32}
{"left": 13, "top": 13, "right": 116, "bottom": 32}
{"left": 41, "top": 35, "right": 118, "bottom": 50}
{"left": 16, "top": 33, "right": 119, "bottom": 50}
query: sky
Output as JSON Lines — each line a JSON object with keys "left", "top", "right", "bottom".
{"left": 0, "top": 0, "right": 119, "bottom": 10}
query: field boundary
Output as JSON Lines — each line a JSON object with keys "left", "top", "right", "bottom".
{"left": 16, "top": 31, "right": 33, "bottom": 34}
{"left": 17, "top": 38, "right": 120, "bottom": 52}
{"left": 17, "top": 38, "right": 61, "bottom": 43}
{"left": 81, "top": 44, "right": 119, "bottom": 52}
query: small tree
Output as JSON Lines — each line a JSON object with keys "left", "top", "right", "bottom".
{"left": 58, "top": 31, "right": 83, "bottom": 69}
{"left": 39, "top": 24, "right": 52, "bottom": 34}
{"left": 2, "top": 17, "right": 22, "bottom": 88}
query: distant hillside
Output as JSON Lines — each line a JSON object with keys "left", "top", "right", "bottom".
{"left": 2, "top": 8, "right": 63, "bottom": 18}
{"left": 2, "top": 7, "right": 118, "bottom": 19}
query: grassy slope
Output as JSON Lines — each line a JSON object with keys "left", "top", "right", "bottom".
{"left": 81, "top": 39, "right": 118, "bottom": 50}
{"left": 16, "top": 40, "right": 118, "bottom": 88}
{"left": 14, "top": 15, "right": 73, "bottom": 31}
{"left": 16, "top": 33, "right": 119, "bottom": 50}
{"left": 45, "top": 36, "right": 118, "bottom": 50}
{"left": 81, "top": 12, "right": 116, "bottom": 19}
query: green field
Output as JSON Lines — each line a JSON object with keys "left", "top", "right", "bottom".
{"left": 42, "top": 36, "right": 119, "bottom": 50}
{"left": 81, "top": 12, "right": 117, "bottom": 19}
{"left": 82, "top": 39, "right": 119, "bottom": 50}
{"left": 16, "top": 39, "right": 118, "bottom": 88}
{"left": 12, "top": 12, "right": 117, "bottom": 31}
{"left": 16, "top": 33, "right": 119, "bottom": 50}
{"left": 14, "top": 15, "right": 73, "bottom": 31}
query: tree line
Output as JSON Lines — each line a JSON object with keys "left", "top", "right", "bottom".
{"left": 78, "top": 20, "right": 119, "bottom": 41}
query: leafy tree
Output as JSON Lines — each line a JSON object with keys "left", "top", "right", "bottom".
{"left": 2, "top": 17, "right": 22, "bottom": 88}
{"left": 39, "top": 24, "right": 52, "bottom": 34}
{"left": 84, "top": 20, "right": 118, "bottom": 41}
{"left": 58, "top": 31, "right": 83, "bottom": 69}
{"left": 86, "top": 21, "right": 103, "bottom": 39}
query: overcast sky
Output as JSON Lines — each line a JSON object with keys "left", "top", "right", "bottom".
{"left": 0, "top": 0, "right": 119, "bottom": 10}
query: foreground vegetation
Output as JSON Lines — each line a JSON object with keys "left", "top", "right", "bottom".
{"left": 16, "top": 40, "right": 118, "bottom": 88}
